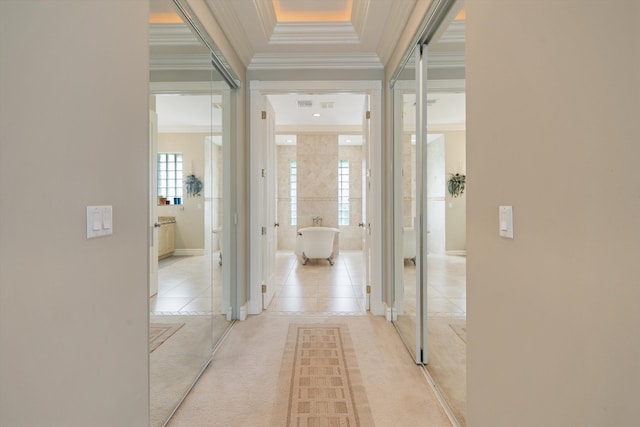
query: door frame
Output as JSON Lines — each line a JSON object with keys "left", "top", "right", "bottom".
{"left": 248, "top": 80, "right": 383, "bottom": 316}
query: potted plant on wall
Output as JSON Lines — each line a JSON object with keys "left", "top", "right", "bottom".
{"left": 447, "top": 173, "right": 466, "bottom": 198}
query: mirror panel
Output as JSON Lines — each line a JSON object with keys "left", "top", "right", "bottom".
{"left": 391, "top": 2, "right": 467, "bottom": 424}
{"left": 149, "top": 1, "right": 233, "bottom": 425}
{"left": 392, "top": 48, "right": 419, "bottom": 361}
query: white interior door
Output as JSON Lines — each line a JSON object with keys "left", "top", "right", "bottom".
{"left": 361, "top": 95, "right": 371, "bottom": 311}
{"left": 261, "top": 98, "right": 277, "bottom": 310}
{"left": 149, "top": 110, "right": 159, "bottom": 297}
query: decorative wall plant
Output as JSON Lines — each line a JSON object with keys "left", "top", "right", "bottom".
{"left": 447, "top": 173, "right": 466, "bottom": 198}
{"left": 185, "top": 174, "right": 203, "bottom": 197}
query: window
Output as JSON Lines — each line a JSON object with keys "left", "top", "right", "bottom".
{"left": 290, "top": 160, "right": 297, "bottom": 225}
{"left": 338, "top": 159, "right": 349, "bottom": 225}
{"left": 158, "top": 153, "right": 183, "bottom": 204}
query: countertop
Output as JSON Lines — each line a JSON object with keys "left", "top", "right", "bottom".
{"left": 157, "top": 216, "right": 176, "bottom": 224}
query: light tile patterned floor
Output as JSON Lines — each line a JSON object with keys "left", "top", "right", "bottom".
{"left": 267, "top": 251, "right": 368, "bottom": 315}
{"left": 150, "top": 253, "right": 222, "bottom": 316}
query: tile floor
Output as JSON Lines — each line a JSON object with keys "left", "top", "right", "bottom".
{"left": 150, "top": 253, "right": 223, "bottom": 315}
{"left": 266, "top": 250, "right": 367, "bottom": 314}
{"left": 153, "top": 250, "right": 467, "bottom": 426}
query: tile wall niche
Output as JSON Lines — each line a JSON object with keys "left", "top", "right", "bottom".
{"left": 276, "top": 135, "right": 364, "bottom": 253}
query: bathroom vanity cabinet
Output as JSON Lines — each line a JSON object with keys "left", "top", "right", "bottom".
{"left": 158, "top": 217, "right": 176, "bottom": 259}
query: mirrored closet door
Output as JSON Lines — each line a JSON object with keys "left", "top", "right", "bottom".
{"left": 148, "top": 0, "right": 237, "bottom": 425}
{"left": 391, "top": 0, "right": 467, "bottom": 425}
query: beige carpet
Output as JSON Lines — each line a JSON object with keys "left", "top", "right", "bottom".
{"left": 149, "top": 323, "right": 184, "bottom": 353}
{"left": 167, "top": 314, "right": 452, "bottom": 427}
{"left": 271, "top": 324, "right": 373, "bottom": 426}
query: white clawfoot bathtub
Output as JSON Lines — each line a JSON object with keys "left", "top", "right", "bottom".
{"left": 296, "top": 227, "right": 340, "bottom": 265}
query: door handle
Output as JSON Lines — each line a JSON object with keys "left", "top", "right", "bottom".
{"left": 154, "top": 223, "right": 162, "bottom": 228}
{"left": 358, "top": 222, "right": 365, "bottom": 228}
{"left": 274, "top": 222, "right": 280, "bottom": 227}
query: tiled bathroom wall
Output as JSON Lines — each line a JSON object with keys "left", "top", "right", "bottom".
{"left": 297, "top": 134, "right": 339, "bottom": 229}
{"left": 276, "top": 135, "right": 364, "bottom": 252}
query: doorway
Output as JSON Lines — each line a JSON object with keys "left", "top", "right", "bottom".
{"left": 248, "top": 81, "right": 383, "bottom": 316}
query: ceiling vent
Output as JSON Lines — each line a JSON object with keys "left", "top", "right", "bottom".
{"left": 297, "top": 100, "right": 313, "bottom": 108}
{"left": 320, "top": 102, "right": 335, "bottom": 109}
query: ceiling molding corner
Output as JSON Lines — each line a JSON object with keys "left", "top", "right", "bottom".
{"left": 254, "top": 0, "right": 278, "bottom": 39}
{"left": 350, "top": 0, "right": 371, "bottom": 39}
{"left": 205, "top": 0, "right": 254, "bottom": 66}
{"left": 376, "top": 0, "right": 416, "bottom": 65}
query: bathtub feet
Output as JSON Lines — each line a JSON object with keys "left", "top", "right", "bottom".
{"left": 328, "top": 254, "right": 335, "bottom": 266}
{"left": 302, "top": 253, "right": 309, "bottom": 265}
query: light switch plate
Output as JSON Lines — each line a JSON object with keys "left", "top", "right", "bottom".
{"left": 87, "top": 206, "right": 113, "bottom": 239}
{"left": 499, "top": 205, "right": 514, "bottom": 239}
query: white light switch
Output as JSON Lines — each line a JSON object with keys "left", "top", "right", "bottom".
{"left": 92, "top": 210, "right": 102, "bottom": 231}
{"left": 499, "top": 206, "right": 514, "bottom": 239}
{"left": 87, "top": 206, "right": 113, "bottom": 239}
{"left": 101, "top": 206, "right": 112, "bottom": 230}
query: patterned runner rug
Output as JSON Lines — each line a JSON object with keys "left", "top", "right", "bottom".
{"left": 271, "top": 323, "right": 374, "bottom": 426}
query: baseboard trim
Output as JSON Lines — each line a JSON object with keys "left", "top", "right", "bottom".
{"left": 173, "top": 249, "right": 204, "bottom": 256}
{"left": 446, "top": 250, "right": 466, "bottom": 257}
{"left": 239, "top": 303, "right": 248, "bottom": 321}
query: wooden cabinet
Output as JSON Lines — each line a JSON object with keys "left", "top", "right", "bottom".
{"left": 158, "top": 222, "right": 175, "bottom": 259}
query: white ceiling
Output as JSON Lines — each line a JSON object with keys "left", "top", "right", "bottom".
{"left": 267, "top": 93, "right": 366, "bottom": 127}
{"left": 204, "top": 0, "right": 417, "bottom": 69}
{"left": 149, "top": 0, "right": 466, "bottom": 133}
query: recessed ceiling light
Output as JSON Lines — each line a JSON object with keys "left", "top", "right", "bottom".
{"left": 346, "top": 139, "right": 351, "bottom": 143}
{"left": 312, "top": 113, "right": 321, "bottom": 117}
{"left": 286, "top": 139, "right": 293, "bottom": 143}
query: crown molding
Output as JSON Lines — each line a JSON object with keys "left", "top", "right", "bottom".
{"left": 270, "top": 22, "right": 359, "bottom": 45}
{"left": 376, "top": 0, "right": 416, "bottom": 65}
{"left": 150, "top": 53, "right": 212, "bottom": 71}
{"left": 426, "top": 52, "right": 466, "bottom": 69}
{"left": 248, "top": 52, "right": 383, "bottom": 70}
{"left": 149, "top": 23, "right": 202, "bottom": 46}
{"left": 204, "top": 0, "right": 254, "bottom": 66}
{"left": 150, "top": 81, "right": 228, "bottom": 95}
{"left": 351, "top": 0, "right": 370, "bottom": 38}
{"left": 254, "top": 0, "right": 278, "bottom": 39}
{"left": 439, "top": 20, "right": 465, "bottom": 44}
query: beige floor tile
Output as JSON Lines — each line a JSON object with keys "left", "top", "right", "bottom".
{"left": 316, "top": 297, "right": 363, "bottom": 312}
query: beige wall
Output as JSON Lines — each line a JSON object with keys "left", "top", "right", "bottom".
{"left": 466, "top": 1, "right": 640, "bottom": 426}
{"left": 444, "top": 130, "right": 466, "bottom": 253}
{"left": 157, "top": 132, "right": 211, "bottom": 252}
{"left": 0, "top": 1, "right": 149, "bottom": 425}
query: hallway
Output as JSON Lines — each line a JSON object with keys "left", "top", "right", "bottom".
{"left": 267, "top": 251, "right": 367, "bottom": 314}
{"left": 166, "top": 313, "right": 453, "bottom": 427}
{"left": 154, "top": 252, "right": 465, "bottom": 426}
